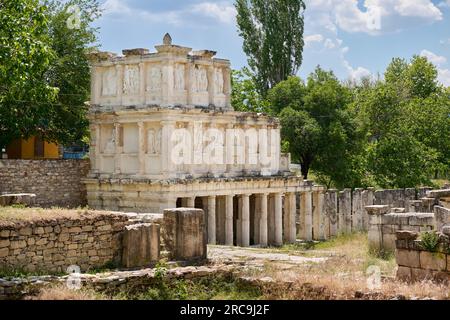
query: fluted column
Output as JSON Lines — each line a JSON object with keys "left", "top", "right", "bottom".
{"left": 300, "top": 191, "right": 313, "bottom": 241}
{"left": 259, "top": 193, "right": 268, "bottom": 247}
{"left": 284, "top": 192, "right": 297, "bottom": 244}
{"left": 274, "top": 193, "right": 283, "bottom": 246}
{"left": 207, "top": 196, "right": 216, "bottom": 244}
{"left": 312, "top": 191, "right": 325, "bottom": 240}
{"left": 114, "top": 123, "right": 121, "bottom": 174}
{"left": 138, "top": 122, "right": 145, "bottom": 175}
{"left": 241, "top": 194, "right": 250, "bottom": 247}
{"left": 225, "top": 194, "right": 234, "bottom": 246}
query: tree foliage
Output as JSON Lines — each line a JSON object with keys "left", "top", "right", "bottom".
{"left": 0, "top": 0, "right": 100, "bottom": 148}
{"left": 273, "top": 68, "right": 363, "bottom": 188}
{"left": 235, "top": 0, "right": 306, "bottom": 96}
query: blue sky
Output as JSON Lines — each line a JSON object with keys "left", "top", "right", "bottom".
{"left": 95, "top": 0, "right": 450, "bottom": 86}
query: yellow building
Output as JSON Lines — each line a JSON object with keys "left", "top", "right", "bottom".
{"left": 6, "top": 136, "right": 59, "bottom": 159}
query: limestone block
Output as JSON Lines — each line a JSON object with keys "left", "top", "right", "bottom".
{"left": 408, "top": 213, "right": 435, "bottom": 227}
{"left": 121, "top": 223, "right": 160, "bottom": 268}
{"left": 396, "top": 249, "right": 420, "bottom": 268}
{"left": 396, "top": 266, "right": 412, "bottom": 281}
{"left": 163, "top": 208, "right": 207, "bottom": 261}
{"left": 365, "top": 205, "right": 389, "bottom": 216}
{"left": 420, "top": 251, "right": 447, "bottom": 271}
{"left": 0, "top": 193, "right": 36, "bottom": 207}
{"left": 434, "top": 206, "right": 450, "bottom": 231}
{"left": 411, "top": 267, "right": 433, "bottom": 282}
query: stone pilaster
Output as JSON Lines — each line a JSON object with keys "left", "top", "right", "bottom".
{"left": 241, "top": 194, "right": 250, "bottom": 247}
{"left": 300, "top": 191, "right": 313, "bottom": 241}
{"left": 274, "top": 192, "right": 283, "bottom": 246}
{"left": 207, "top": 196, "right": 216, "bottom": 244}
{"left": 225, "top": 194, "right": 234, "bottom": 246}
{"left": 259, "top": 193, "right": 268, "bottom": 247}
{"left": 284, "top": 192, "right": 297, "bottom": 244}
{"left": 114, "top": 123, "right": 121, "bottom": 174}
{"left": 138, "top": 122, "right": 145, "bottom": 175}
{"left": 312, "top": 191, "right": 325, "bottom": 240}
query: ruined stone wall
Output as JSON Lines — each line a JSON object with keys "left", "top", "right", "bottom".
{"left": 320, "top": 187, "right": 431, "bottom": 237}
{"left": 0, "top": 160, "right": 90, "bottom": 208}
{"left": 395, "top": 230, "right": 450, "bottom": 283}
{"left": 0, "top": 213, "right": 129, "bottom": 273}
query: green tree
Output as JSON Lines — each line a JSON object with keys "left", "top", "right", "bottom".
{"left": 231, "top": 67, "right": 270, "bottom": 113}
{"left": 274, "top": 67, "right": 363, "bottom": 187}
{"left": 0, "top": 0, "right": 100, "bottom": 149}
{"left": 354, "top": 55, "right": 449, "bottom": 188}
{"left": 235, "top": 0, "right": 306, "bottom": 96}
{"left": 0, "top": 0, "right": 58, "bottom": 148}
{"left": 43, "top": 0, "right": 101, "bottom": 145}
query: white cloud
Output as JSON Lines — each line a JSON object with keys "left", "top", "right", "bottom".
{"left": 101, "top": 0, "right": 236, "bottom": 26}
{"left": 306, "top": 0, "right": 443, "bottom": 35}
{"left": 190, "top": 2, "right": 237, "bottom": 24}
{"left": 420, "top": 49, "right": 450, "bottom": 86}
{"left": 305, "top": 34, "right": 324, "bottom": 46}
{"left": 420, "top": 50, "right": 447, "bottom": 66}
{"left": 324, "top": 38, "right": 336, "bottom": 49}
{"left": 393, "top": 0, "right": 443, "bottom": 20}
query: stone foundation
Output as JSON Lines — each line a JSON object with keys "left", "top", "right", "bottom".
{"left": 395, "top": 230, "right": 450, "bottom": 283}
{"left": 0, "top": 212, "right": 129, "bottom": 272}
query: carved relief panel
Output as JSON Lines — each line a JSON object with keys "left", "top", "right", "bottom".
{"left": 147, "top": 66, "right": 162, "bottom": 92}
{"left": 214, "top": 68, "right": 224, "bottom": 94}
{"left": 191, "top": 66, "right": 208, "bottom": 93}
{"left": 101, "top": 67, "right": 117, "bottom": 97}
{"left": 147, "top": 128, "right": 162, "bottom": 155}
{"left": 174, "top": 64, "right": 185, "bottom": 91}
{"left": 123, "top": 65, "right": 140, "bottom": 95}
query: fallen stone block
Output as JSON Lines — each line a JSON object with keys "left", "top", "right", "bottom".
{"left": 0, "top": 194, "right": 36, "bottom": 207}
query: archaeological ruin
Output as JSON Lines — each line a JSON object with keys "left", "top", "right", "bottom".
{"left": 83, "top": 34, "right": 324, "bottom": 247}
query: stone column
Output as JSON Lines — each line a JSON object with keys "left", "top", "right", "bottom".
{"left": 299, "top": 191, "right": 313, "bottom": 241}
{"left": 338, "top": 189, "right": 352, "bottom": 233}
{"left": 208, "top": 65, "right": 215, "bottom": 106}
{"left": 187, "top": 197, "right": 195, "bottom": 208}
{"left": 114, "top": 122, "right": 122, "bottom": 174}
{"left": 186, "top": 63, "right": 193, "bottom": 106}
{"left": 139, "top": 62, "right": 145, "bottom": 105}
{"left": 89, "top": 123, "right": 100, "bottom": 174}
{"left": 284, "top": 192, "right": 297, "bottom": 244}
{"left": 91, "top": 66, "right": 101, "bottom": 105}
{"left": 366, "top": 205, "right": 389, "bottom": 253}
{"left": 207, "top": 196, "right": 216, "bottom": 244}
{"left": 138, "top": 122, "right": 146, "bottom": 175}
{"left": 161, "top": 120, "right": 176, "bottom": 178}
{"left": 258, "top": 193, "right": 268, "bottom": 247}
{"left": 241, "top": 194, "right": 250, "bottom": 247}
{"left": 225, "top": 194, "right": 234, "bottom": 246}
{"left": 274, "top": 192, "right": 283, "bottom": 246}
{"left": 115, "top": 64, "right": 123, "bottom": 105}
{"left": 312, "top": 191, "right": 325, "bottom": 240}
{"left": 223, "top": 68, "right": 231, "bottom": 109}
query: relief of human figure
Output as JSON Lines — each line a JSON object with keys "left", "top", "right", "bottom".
{"left": 102, "top": 68, "right": 117, "bottom": 96}
{"left": 199, "top": 68, "right": 208, "bottom": 92}
{"left": 104, "top": 129, "right": 116, "bottom": 154}
{"left": 147, "top": 128, "right": 162, "bottom": 154}
{"left": 215, "top": 68, "right": 224, "bottom": 94}
{"left": 123, "top": 65, "right": 139, "bottom": 95}
{"left": 174, "top": 64, "right": 185, "bottom": 90}
{"left": 147, "top": 67, "right": 162, "bottom": 91}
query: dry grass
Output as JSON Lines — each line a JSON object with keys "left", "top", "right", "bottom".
{"left": 251, "top": 233, "right": 450, "bottom": 300}
{"left": 0, "top": 206, "right": 118, "bottom": 226}
{"left": 27, "top": 285, "right": 106, "bottom": 300}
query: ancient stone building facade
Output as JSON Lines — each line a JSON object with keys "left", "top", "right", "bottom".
{"left": 84, "top": 35, "right": 323, "bottom": 247}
